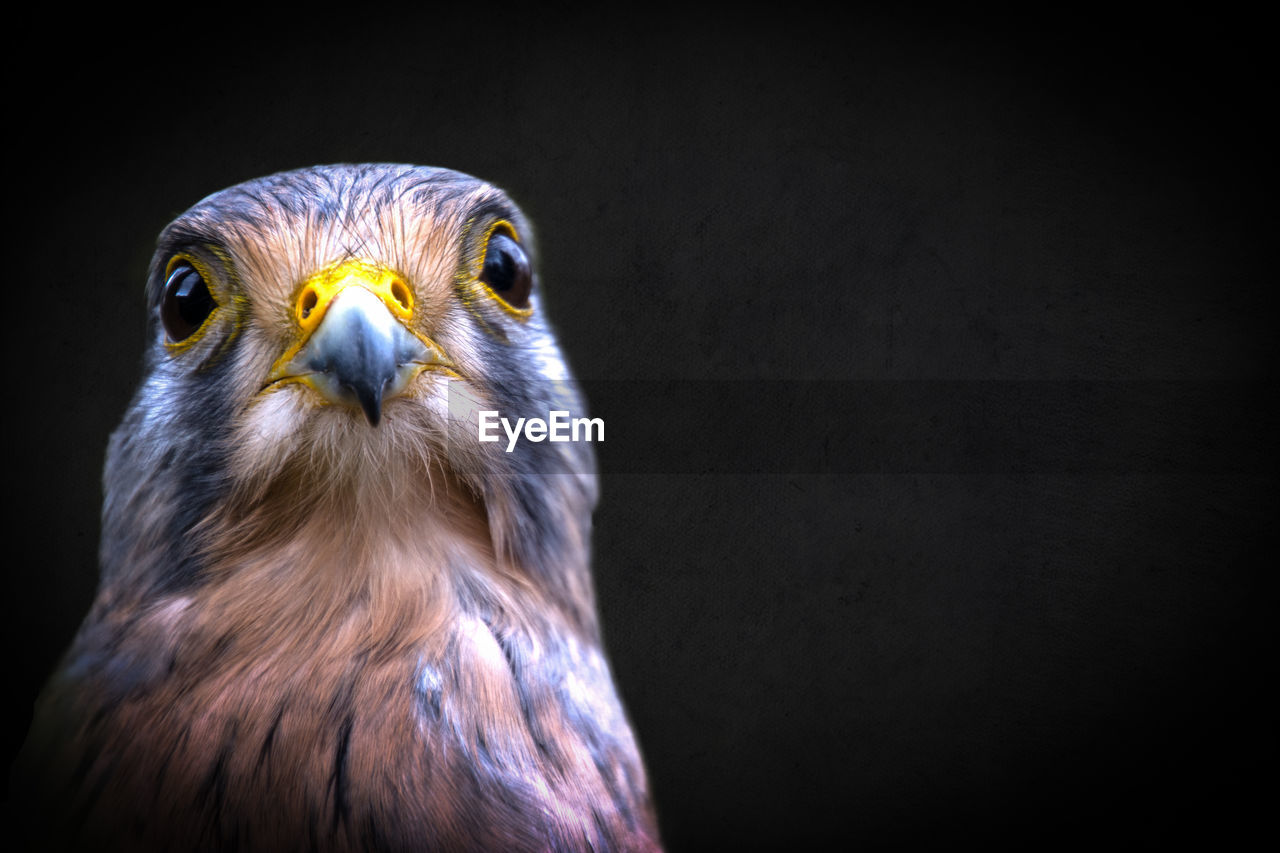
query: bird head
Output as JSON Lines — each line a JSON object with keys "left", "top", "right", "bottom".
{"left": 100, "top": 164, "right": 598, "bottom": 624}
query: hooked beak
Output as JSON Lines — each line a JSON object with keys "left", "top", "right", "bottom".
{"left": 267, "top": 261, "right": 446, "bottom": 426}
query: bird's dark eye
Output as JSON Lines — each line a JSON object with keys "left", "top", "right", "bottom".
{"left": 479, "top": 232, "right": 532, "bottom": 309}
{"left": 161, "top": 262, "right": 216, "bottom": 342}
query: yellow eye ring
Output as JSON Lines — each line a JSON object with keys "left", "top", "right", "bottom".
{"left": 161, "top": 253, "right": 220, "bottom": 349}
{"left": 475, "top": 220, "right": 533, "bottom": 317}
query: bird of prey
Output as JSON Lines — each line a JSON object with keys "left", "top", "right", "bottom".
{"left": 16, "top": 164, "right": 661, "bottom": 851}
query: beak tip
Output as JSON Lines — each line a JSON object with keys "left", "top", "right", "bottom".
{"left": 351, "top": 381, "right": 385, "bottom": 428}
{"left": 358, "top": 394, "right": 383, "bottom": 427}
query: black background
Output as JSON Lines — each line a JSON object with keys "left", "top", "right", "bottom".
{"left": 5, "top": 8, "right": 1274, "bottom": 849}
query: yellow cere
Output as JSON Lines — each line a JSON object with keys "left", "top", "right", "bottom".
{"left": 294, "top": 259, "right": 414, "bottom": 334}
{"left": 266, "top": 259, "right": 453, "bottom": 390}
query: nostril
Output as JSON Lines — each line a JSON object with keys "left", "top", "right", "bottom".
{"left": 390, "top": 279, "right": 412, "bottom": 312}
{"left": 299, "top": 287, "right": 319, "bottom": 321}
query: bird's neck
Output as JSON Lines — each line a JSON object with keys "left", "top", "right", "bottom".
{"left": 97, "top": 456, "right": 573, "bottom": 656}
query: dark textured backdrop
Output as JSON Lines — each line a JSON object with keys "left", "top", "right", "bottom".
{"left": 5, "top": 9, "right": 1273, "bottom": 849}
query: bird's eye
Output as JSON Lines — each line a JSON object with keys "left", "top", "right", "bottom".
{"left": 479, "top": 232, "right": 532, "bottom": 309}
{"left": 161, "top": 262, "right": 217, "bottom": 342}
